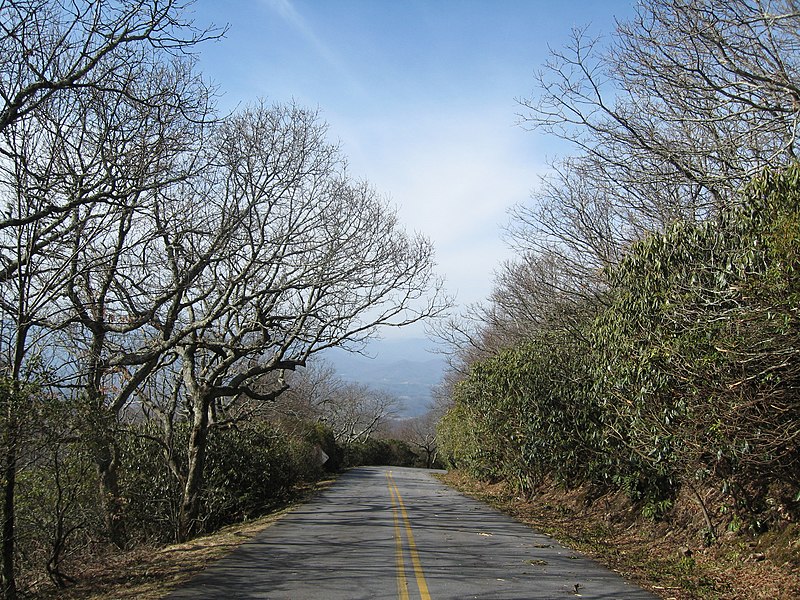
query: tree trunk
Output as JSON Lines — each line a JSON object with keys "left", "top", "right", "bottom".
{"left": 1, "top": 414, "right": 16, "bottom": 600}
{"left": 86, "top": 399, "right": 126, "bottom": 548}
{"left": 82, "top": 328, "right": 127, "bottom": 548}
{"left": 178, "top": 397, "right": 211, "bottom": 542}
{"left": 425, "top": 448, "right": 435, "bottom": 469}
{"left": 1, "top": 361, "right": 27, "bottom": 600}
{"left": 93, "top": 432, "right": 127, "bottom": 549}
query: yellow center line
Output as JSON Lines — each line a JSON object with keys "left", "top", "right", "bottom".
{"left": 388, "top": 477, "right": 410, "bottom": 600}
{"left": 387, "top": 471, "right": 432, "bottom": 600}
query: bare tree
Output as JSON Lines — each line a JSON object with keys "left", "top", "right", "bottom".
{"left": 513, "top": 0, "right": 800, "bottom": 302}
{"left": 269, "top": 359, "right": 401, "bottom": 445}
{"left": 430, "top": 247, "right": 583, "bottom": 376}
{"left": 0, "top": 0, "right": 449, "bottom": 565}
{"left": 53, "top": 53, "right": 215, "bottom": 548}
{"left": 0, "top": 119, "right": 77, "bottom": 593}
{"left": 0, "top": 0, "right": 218, "bottom": 572}
{"left": 267, "top": 360, "right": 342, "bottom": 428}
{"left": 165, "top": 102, "right": 448, "bottom": 540}
{"left": 319, "top": 383, "right": 400, "bottom": 445}
{"left": 437, "top": 0, "right": 800, "bottom": 395}
{"left": 396, "top": 411, "right": 439, "bottom": 468}
{"left": 0, "top": 0, "right": 220, "bottom": 140}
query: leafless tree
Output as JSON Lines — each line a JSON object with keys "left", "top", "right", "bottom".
{"left": 512, "top": 0, "right": 800, "bottom": 302}
{"left": 51, "top": 54, "right": 214, "bottom": 548}
{"left": 0, "top": 0, "right": 218, "bottom": 579}
{"left": 319, "top": 383, "right": 400, "bottom": 445}
{"left": 269, "top": 359, "right": 402, "bottom": 445}
{"left": 267, "top": 361, "right": 342, "bottom": 429}
{"left": 438, "top": 0, "right": 800, "bottom": 397}
{"left": 0, "top": 0, "right": 220, "bottom": 140}
{"left": 162, "top": 102, "right": 448, "bottom": 540}
{"left": 0, "top": 0, "right": 449, "bottom": 565}
{"left": 431, "top": 246, "right": 585, "bottom": 376}
{"left": 396, "top": 411, "right": 439, "bottom": 468}
{"left": 0, "top": 115, "right": 79, "bottom": 594}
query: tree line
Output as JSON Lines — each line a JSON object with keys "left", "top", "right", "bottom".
{"left": 0, "top": 1, "right": 447, "bottom": 596}
{"left": 437, "top": 0, "right": 800, "bottom": 544}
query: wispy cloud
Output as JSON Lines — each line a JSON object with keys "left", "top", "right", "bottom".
{"left": 332, "top": 105, "right": 547, "bottom": 306}
{"left": 261, "top": 0, "right": 362, "bottom": 93}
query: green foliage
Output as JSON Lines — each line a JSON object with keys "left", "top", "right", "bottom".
{"left": 118, "top": 424, "right": 185, "bottom": 544}
{"left": 596, "top": 164, "right": 800, "bottom": 505}
{"left": 641, "top": 498, "right": 674, "bottom": 521}
{"left": 439, "top": 164, "right": 800, "bottom": 525}
{"left": 121, "top": 419, "right": 333, "bottom": 541}
{"left": 8, "top": 392, "right": 103, "bottom": 589}
{"left": 439, "top": 326, "right": 607, "bottom": 496}
{"left": 16, "top": 440, "right": 101, "bottom": 588}
{"left": 343, "top": 438, "right": 418, "bottom": 467}
{"left": 437, "top": 402, "right": 490, "bottom": 477}
{"left": 201, "top": 423, "right": 295, "bottom": 532}
{"left": 300, "top": 421, "right": 343, "bottom": 473}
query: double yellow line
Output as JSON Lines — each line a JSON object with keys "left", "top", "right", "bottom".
{"left": 386, "top": 471, "right": 431, "bottom": 600}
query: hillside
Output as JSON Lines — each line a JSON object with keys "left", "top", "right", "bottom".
{"left": 324, "top": 337, "right": 446, "bottom": 416}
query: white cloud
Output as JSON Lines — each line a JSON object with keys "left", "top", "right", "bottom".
{"left": 330, "top": 105, "right": 547, "bottom": 306}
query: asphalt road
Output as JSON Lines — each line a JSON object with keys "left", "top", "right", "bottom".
{"left": 167, "top": 466, "right": 659, "bottom": 599}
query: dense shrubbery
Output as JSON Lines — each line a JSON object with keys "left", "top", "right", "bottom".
{"left": 439, "top": 329, "right": 603, "bottom": 493}
{"left": 10, "top": 417, "right": 336, "bottom": 591}
{"left": 343, "top": 438, "right": 418, "bottom": 468}
{"left": 11, "top": 406, "right": 437, "bottom": 591}
{"left": 15, "top": 437, "right": 101, "bottom": 589}
{"left": 439, "top": 165, "right": 800, "bottom": 531}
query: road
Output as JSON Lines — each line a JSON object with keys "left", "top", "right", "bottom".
{"left": 167, "top": 466, "right": 658, "bottom": 599}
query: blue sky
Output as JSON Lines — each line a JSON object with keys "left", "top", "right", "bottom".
{"left": 191, "top": 0, "right": 635, "bottom": 322}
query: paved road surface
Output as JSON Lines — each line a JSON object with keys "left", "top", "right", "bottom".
{"left": 167, "top": 466, "right": 658, "bottom": 599}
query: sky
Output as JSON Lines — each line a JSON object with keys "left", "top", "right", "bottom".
{"left": 190, "top": 0, "right": 635, "bottom": 339}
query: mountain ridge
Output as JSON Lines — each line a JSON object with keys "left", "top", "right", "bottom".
{"left": 323, "top": 337, "right": 445, "bottom": 416}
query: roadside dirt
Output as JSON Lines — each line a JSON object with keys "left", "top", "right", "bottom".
{"left": 38, "top": 516, "right": 286, "bottom": 600}
{"left": 27, "top": 472, "right": 799, "bottom": 599}
{"left": 28, "top": 479, "right": 337, "bottom": 600}
{"left": 438, "top": 471, "right": 800, "bottom": 600}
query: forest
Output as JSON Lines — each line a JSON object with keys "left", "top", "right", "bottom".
{"left": 0, "top": 1, "right": 446, "bottom": 596}
{"left": 2, "top": 0, "right": 800, "bottom": 598}
{"left": 436, "top": 0, "right": 800, "bottom": 575}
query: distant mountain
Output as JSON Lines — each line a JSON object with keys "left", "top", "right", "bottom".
{"left": 323, "top": 337, "right": 446, "bottom": 416}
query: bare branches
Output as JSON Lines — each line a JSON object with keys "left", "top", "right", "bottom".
{"left": 0, "top": 0, "right": 222, "bottom": 134}
{"left": 444, "top": 0, "right": 800, "bottom": 371}
{"left": 0, "top": 0, "right": 450, "bottom": 557}
{"left": 511, "top": 0, "right": 800, "bottom": 312}
{"left": 172, "top": 101, "right": 449, "bottom": 408}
